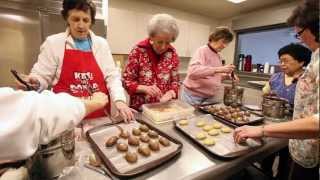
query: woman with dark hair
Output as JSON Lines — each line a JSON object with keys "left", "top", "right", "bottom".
{"left": 181, "top": 27, "right": 239, "bottom": 106}
{"left": 16, "top": 0, "right": 135, "bottom": 123}
{"left": 263, "top": 43, "right": 312, "bottom": 105}
{"left": 234, "top": 0, "right": 319, "bottom": 179}
{"left": 261, "top": 43, "right": 311, "bottom": 179}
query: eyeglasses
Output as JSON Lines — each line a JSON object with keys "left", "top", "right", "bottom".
{"left": 279, "top": 59, "right": 290, "bottom": 65}
{"left": 295, "top": 28, "right": 306, "bottom": 39}
{"left": 152, "top": 40, "right": 172, "bottom": 47}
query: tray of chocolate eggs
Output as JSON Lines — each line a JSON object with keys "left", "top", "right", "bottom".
{"left": 86, "top": 119, "right": 183, "bottom": 178}
{"left": 175, "top": 114, "right": 261, "bottom": 158}
{"left": 198, "top": 104, "right": 264, "bottom": 126}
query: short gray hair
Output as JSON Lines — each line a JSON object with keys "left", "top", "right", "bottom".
{"left": 147, "top": 13, "right": 179, "bottom": 42}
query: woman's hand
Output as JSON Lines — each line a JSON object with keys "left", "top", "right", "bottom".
{"left": 233, "top": 125, "right": 264, "bottom": 144}
{"left": 15, "top": 74, "right": 40, "bottom": 91}
{"left": 115, "top": 101, "right": 137, "bottom": 123}
{"left": 215, "top": 64, "right": 235, "bottom": 74}
{"left": 82, "top": 92, "right": 109, "bottom": 116}
{"left": 137, "top": 85, "right": 162, "bottom": 98}
{"left": 230, "top": 73, "right": 240, "bottom": 83}
{"left": 159, "top": 90, "right": 176, "bottom": 103}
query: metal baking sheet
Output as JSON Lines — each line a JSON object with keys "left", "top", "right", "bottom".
{"left": 175, "top": 114, "right": 261, "bottom": 159}
{"left": 198, "top": 104, "right": 264, "bottom": 126}
{"left": 86, "top": 120, "right": 182, "bottom": 178}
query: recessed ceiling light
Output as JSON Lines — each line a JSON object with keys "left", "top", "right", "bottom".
{"left": 227, "top": 0, "right": 247, "bottom": 4}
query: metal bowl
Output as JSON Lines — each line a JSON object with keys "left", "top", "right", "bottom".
{"left": 261, "top": 96, "right": 291, "bottom": 119}
{"left": 224, "top": 86, "right": 244, "bottom": 106}
{"left": 32, "top": 130, "right": 76, "bottom": 179}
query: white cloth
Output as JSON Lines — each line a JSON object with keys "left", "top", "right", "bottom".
{"left": 30, "top": 28, "right": 127, "bottom": 103}
{"left": 0, "top": 167, "right": 28, "bottom": 180}
{"left": 0, "top": 88, "right": 85, "bottom": 163}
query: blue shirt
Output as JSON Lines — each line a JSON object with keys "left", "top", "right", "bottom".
{"left": 74, "top": 38, "right": 92, "bottom": 51}
{"left": 269, "top": 72, "right": 297, "bottom": 105}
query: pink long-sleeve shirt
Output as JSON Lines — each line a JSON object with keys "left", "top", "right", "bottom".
{"left": 183, "top": 45, "right": 223, "bottom": 98}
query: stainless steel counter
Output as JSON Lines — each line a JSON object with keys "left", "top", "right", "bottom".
{"left": 60, "top": 113, "right": 287, "bottom": 180}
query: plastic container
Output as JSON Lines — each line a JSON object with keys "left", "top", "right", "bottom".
{"left": 142, "top": 100, "right": 195, "bottom": 124}
{"left": 270, "top": 66, "right": 275, "bottom": 74}
{"left": 244, "top": 55, "right": 252, "bottom": 72}
{"left": 264, "top": 62, "right": 270, "bottom": 74}
{"left": 238, "top": 54, "right": 245, "bottom": 71}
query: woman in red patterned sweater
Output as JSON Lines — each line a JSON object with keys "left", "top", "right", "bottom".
{"left": 123, "top": 14, "right": 180, "bottom": 110}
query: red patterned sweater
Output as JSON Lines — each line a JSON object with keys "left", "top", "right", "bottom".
{"left": 123, "top": 38, "right": 180, "bottom": 110}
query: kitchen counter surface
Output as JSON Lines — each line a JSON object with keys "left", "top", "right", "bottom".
{"left": 58, "top": 113, "right": 287, "bottom": 180}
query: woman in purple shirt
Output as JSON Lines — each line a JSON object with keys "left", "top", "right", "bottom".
{"left": 261, "top": 43, "right": 311, "bottom": 179}
{"left": 263, "top": 43, "right": 312, "bottom": 106}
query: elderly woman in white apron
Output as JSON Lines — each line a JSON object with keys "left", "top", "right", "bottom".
{"left": 17, "top": 0, "right": 135, "bottom": 123}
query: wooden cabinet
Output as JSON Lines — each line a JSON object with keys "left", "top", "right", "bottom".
{"left": 135, "top": 13, "right": 152, "bottom": 42}
{"left": 107, "top": 8, "right": 137, "bottom": 54}
{"left": 172, "top": 19, "right": 189, "bottom": 56}
{"left": 187, "top": 22, "right": 210, "bottom": 57}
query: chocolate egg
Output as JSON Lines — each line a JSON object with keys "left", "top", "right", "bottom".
{"left": 231, "top": 112, "right": 238, "bottom": 118}
{"left": 125, "top": 151, "right": 138, "bottom": 163}
{"left": 225, "top": 114, "right": 232, "bottom": 120}
{"left": 159, "top": 137, "right": 170, "bottom": 147}
{"left": 137, "top": 145, "right": 151, "bottom": 157}
{"left": 148, "top": 139, "right": 160, "bottom": 151}
{"left": 119, "top": 130, "right": 129, "bottom": 139}
{"left": 236, "top": 116, "right": 243, "bottom": 122}
{"left": 148, "top": 130, "right": 159, "bottom": 139}
{"left": 116, "top": 143, "right": 128, "bottom": 152}
{"left": 139, "top": 124, "right": 149, "bottom": 132}
{"left": 210, "top": 107, "right": 218, "bottom": 113}
{"left": 132, "top": 128, "right": 141, "bottom": 136}
{"left": 140, "top": 134, "right": 150, "bottom": 143}
{"left": 128, "top": 136, "right": 140, "bottom": 146}
{"left": 217, "top": 110, "right": 224, "bottom": 115}
{"left": 105, "top": 136, "right": 118, "bottom": 147}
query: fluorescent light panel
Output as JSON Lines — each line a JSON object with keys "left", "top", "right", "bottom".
{"left": 227, "top": 0, "right": 246, "bottom": 4}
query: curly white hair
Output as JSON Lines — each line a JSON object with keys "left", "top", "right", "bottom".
{"left": 147, "top": 13, "right": 179, "bottom": 41}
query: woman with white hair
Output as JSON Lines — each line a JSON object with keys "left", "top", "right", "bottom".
{"left": 123, "top": 13, "right": 180, "bottom": 110}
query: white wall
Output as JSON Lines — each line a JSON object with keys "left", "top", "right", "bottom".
{"left": 218, "top": 1, "right": 299, "bottom": 65}
{"left": 108, "top": 0, "right": 218, "bottom": 56}
{"left": 107, "top": 0, "right": 300, "bottom": 68}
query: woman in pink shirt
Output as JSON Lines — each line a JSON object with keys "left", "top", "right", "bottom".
{"left": 182, "top": 27, "right": 238, "bottom": 105}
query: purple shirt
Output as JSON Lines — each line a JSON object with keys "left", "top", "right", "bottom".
{"left": 269, "top": 72, "right": 297, "bottom": 105}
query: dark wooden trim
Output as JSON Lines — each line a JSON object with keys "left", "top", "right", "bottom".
{"left": 233, "top": 23, "right": 290, "bottom": 76}
{"left": 234, "top": 23, "right": 289, "bottom": 34}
